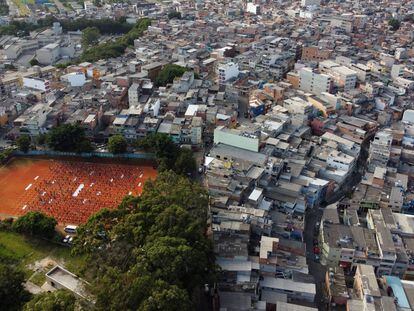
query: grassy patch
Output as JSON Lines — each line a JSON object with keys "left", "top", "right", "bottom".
{"left": 11, "top": 0, "right": 30, "bottom": 16}
{"left": 0, "top": 231, "right": 85, "bottom": 276}
{"left": 29, "top": 271, "right": 46, "bottom": 286}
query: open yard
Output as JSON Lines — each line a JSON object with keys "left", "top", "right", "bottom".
{"left": 0, "top": 157, "right": 157, "bottom": 225}
{"left": 0, "top": 231, "right": 85, "bottom": 276}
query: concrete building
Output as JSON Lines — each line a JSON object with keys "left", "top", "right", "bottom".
{"left": 218, "top": 62, "right": 239, "bottom": 84}
{"left": 61, "top": 72, "right": 86, "bottom": 87}
{"left": 301, "top": 0, "right": 320, "bottom": 6}
{"left": 36, "top": 43, "right": 61, "bottom": 65}
{"left": 390, "top": 64, "right": 405, "bottom": 79}
{"left": 246, "top": 2, "right": 260, "bottom": 14}
{"left": 46, "top": 265, "right": 90, "bottom": 300}
{"left": 260, "top": 276, "right": 316, "bottom": 303}
{"left": 299, "top": 67, "right": 332, "bottom": 96}
{"left": 214, "top": 126, "right": 260, "bottom": 152}
{"left": 367, "top": 130, "right": 393, "bottom": 172}
{"left": 350, "top": 63, "right": 371, "bottom": 82}
{"left": 327, "top": 150, "right": 356, "bottom": 172}
{"left": 330, "top": 66, "right": 357, "bottom": 91}
{"left": 301, "top": 46, "right": 332, "bottom": 62}
{"left": 23, "top": 77, "right": 50, "bottom": 93}
{"left": 128, "top": 83, "right": 140, "bottom": 107}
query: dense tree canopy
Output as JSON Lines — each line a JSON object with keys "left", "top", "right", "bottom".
{"left": 155, "top": 64, "right": 190, "bottom": 87}
{"left": 0, "top": 16, "right": 134, "bottom": 37}
{"left": 137, "top": 133, "right": 196, "bottom": 175}
{"left": 168, "top": 11, "right": 182, "bottom": 20}
{"left": 175, "top": 148, "right": 197, "bottom": 176}
{"left": 23, "top": 290, "right": 76, "bottom": 311}
{"left": 389, "top": 18, "right": 401, "bottom": 31}
{"left": 12, "top": 211, "right": 57, "bottom": 238}
{"left": 72, "top": 171, "right": 215, "bottom": 310}
{"left": 82, "top": 26, "right": 101, "bottom": 47}
{"left": 80, "top": 18, "right": 151, "bottom": 63}
{"left": 46, "top": 124, "right": 93, "bottom": 153}
{"left": 108, "top": 134, "right": 128, "bottom": 154}
{"left": 16, "top": 134, "right": 31, "bottom": 153}
{"left": 0, "top": 263, "right": 31, "bottom": 311}
{"left": 60, "top": 17, "right": 133, "bottom": 34}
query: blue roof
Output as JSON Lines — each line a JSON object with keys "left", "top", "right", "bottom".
{"left": 385, "top": 276, "right": 410, "bottom": 309}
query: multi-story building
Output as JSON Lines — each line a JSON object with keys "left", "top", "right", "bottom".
{"left": 299, "top": 67, "right": 332, "bottom": 96}
{"left": 217, "top": 62, "right": 239, "bottom": 84}
{"left": 367, "top": 130, "right": 393, "bottom": 172}
{"left": 301, "top": 46, "right": 332, "bottom": 62}
{"left": 128, "top": 83, "right": 140, "bottom": 107}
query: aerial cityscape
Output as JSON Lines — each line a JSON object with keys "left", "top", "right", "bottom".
{"left": 0, "top": 0, "right": 413, "bottom": 310}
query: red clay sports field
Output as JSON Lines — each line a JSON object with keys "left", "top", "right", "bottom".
{"left": 0, "top": 157, "right": 157, "bottom": 224}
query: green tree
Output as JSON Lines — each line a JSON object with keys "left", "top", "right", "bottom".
{"left": 389, "top": 18, "right": 401, "bottom": 31}
{"left": 36, "top": 133, "right": 47, "bottom": 146}
{"left": 175, "top": 148, "right": 196, "bottom": 176}
{"left": 137, "top": 133, "right": 179, "bottom": 169}
{"left": 12, "top": 211, "right": 57, "bottom": 238}
{"left": 16, "top": 135, "right": 31, "bottom": 153}
{"left": 0, "top": 264, "right": 31, "bottom": 311}
{"left": 155, "top": 64, "right": 190, "bottom": 87}
{"left": 108, "top": 135, "right": 128, "bottom": 154}
{"left": 82, "top": 26, "right": 100, "bottom": 47}
{"left": 29, "top": 58, "right": 40, "bottom": 66}
{"left": 72, "top": 171, "right": 215, "bottom": 310}
{"left": 80, "top": 18, "right": 151, "bottom": 63}
{"left": 23, "top": 290, "right": 75, "bottom": 311}
{"left": 46, "top": 124, "right": 93, "bottom": 153}
{"left": 138, "top": 284, "right": 191, "bottom": 311}
{"left": 167, "top": 11, "right": 182, "bottom": 20}
{"left": 137, "top": 133, "right": 197, "bottom": 175}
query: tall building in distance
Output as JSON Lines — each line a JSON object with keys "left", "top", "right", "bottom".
{"left": 367, "top": 130, "right": 393, "bottom": 172}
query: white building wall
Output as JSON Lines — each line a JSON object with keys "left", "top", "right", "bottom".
{"left": 66, "top": 73, "right": 86, "bottom": 87}
{"left": 299, "top": 68, "right": 331, "bottom": 95}
{"left": 128, "top": 84, "right": 140, "bottom": 107}
{"left": 301, "top": 0, "right": 320, "bottom": 6}
{"left": 214, "top": 127, "right": 259, "bottom": 152}
{"left": 218, "top": 62, "right": 239, "bottom": 83}
{"left": 23, "top": 78, "right": 49, "bottom": 92}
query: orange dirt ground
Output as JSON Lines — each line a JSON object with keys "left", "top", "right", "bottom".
{"left": 0, "top": 158, "right": 157, "bottom": 225}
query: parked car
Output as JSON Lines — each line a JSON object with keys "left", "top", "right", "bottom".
{"left": 63, "top": 235, "right": 71, "bottom": 243}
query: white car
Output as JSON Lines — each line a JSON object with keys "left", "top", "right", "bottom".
{"left": 63, "top": 235, "right": 71, "bottom": 243}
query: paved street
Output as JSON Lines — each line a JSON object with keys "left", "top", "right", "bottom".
{"left": 304, "top": 206, "right": 327, "bottom": 310}
{"left": 306, "top": 136, "right": 372, "bottom": 310}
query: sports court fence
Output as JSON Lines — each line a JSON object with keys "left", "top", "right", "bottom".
{"left": 13, "top": 150, "right": 156, "bottom": 160}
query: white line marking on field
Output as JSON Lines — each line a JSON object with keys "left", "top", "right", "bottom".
{"left": 22, "top": 205, "right": 27, "bottom": 210}
{"left": 34, "top": 176, "right": 39, "bottom": 180}
{"left": 139, "top": 173, "right": 143, "bottom": 178}
{"left": 25, "top": 184, "right": 32, "bottom": 191}
{"left": 73, "top": 184, "right": 84, "bottom": 197}
{"left": 128, "top": 191, "right": 132, "bottom": 195}
{"left": 138, "top": 182, "right": 142, "bottom": 187}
